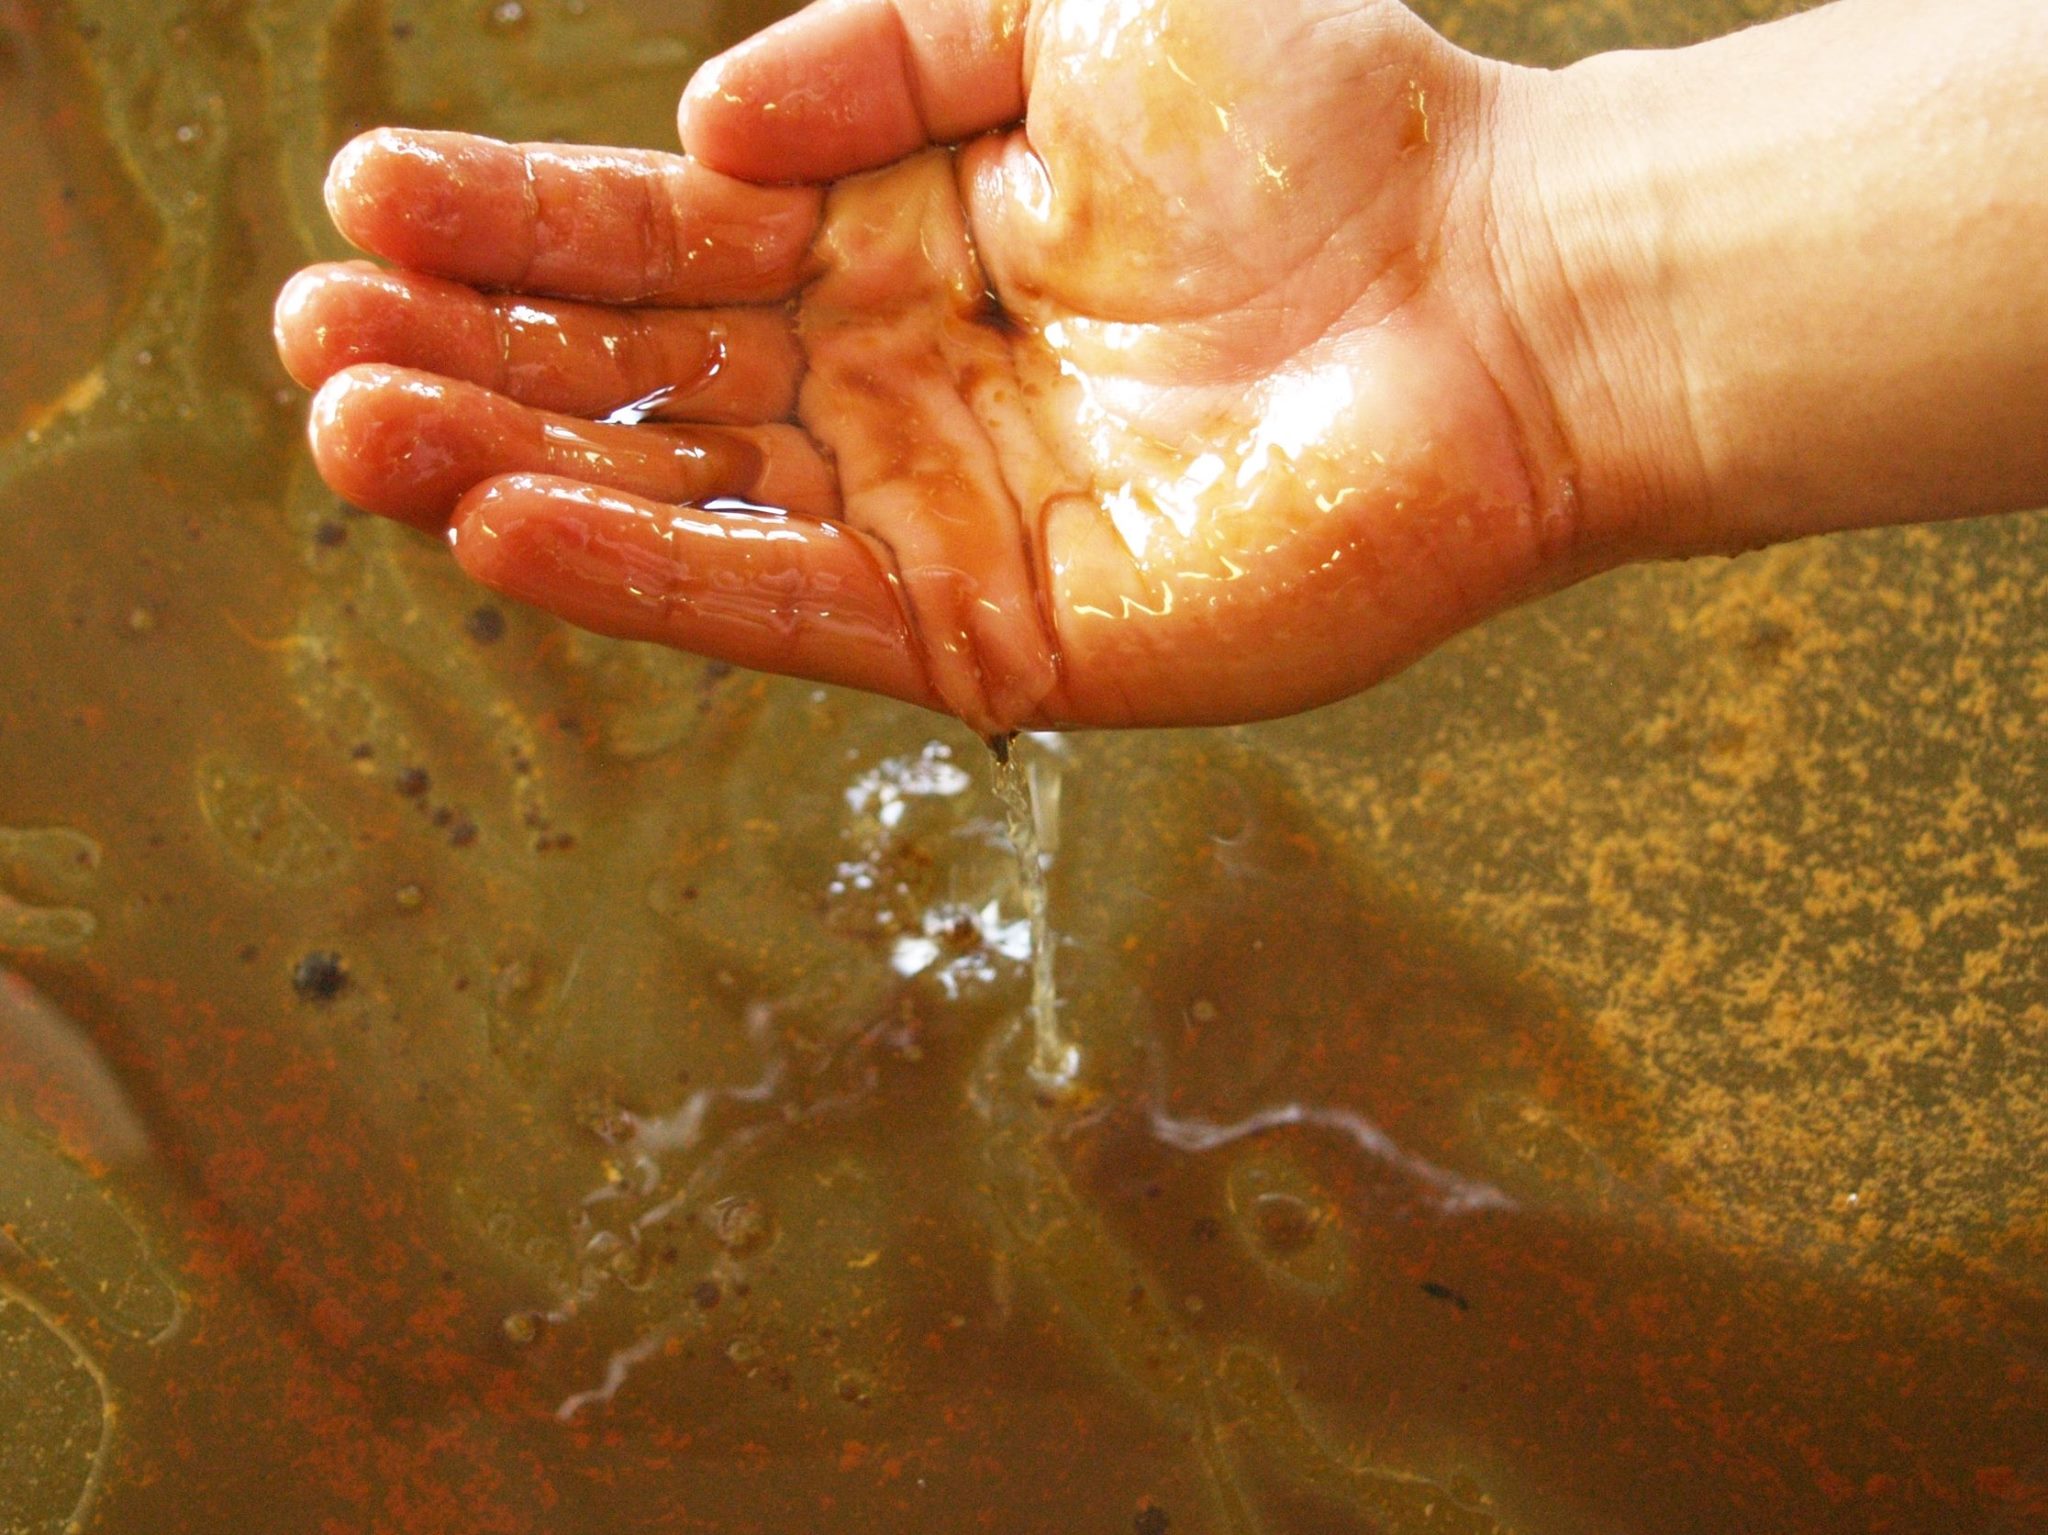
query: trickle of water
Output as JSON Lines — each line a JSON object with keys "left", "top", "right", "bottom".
{"left": 599, "top": 384, "right": 679, "bottom": 426}
{"left": 988, "top": 735, "right": 1076, "bottom": 1089}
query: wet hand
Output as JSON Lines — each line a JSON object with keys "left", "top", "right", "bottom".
{"left": 277, "top": 0, "right": 1607, "bottom": 732}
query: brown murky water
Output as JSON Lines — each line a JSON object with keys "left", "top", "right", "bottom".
{"left": 3, "top": 0, "right": 2045, "bottom": 1531}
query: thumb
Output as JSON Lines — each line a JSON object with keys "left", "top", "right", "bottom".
{"left": 680, "top": 0, "right": 1030, "bottom": 184}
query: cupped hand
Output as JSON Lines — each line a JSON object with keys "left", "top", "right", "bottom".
{"left": 276, "top": 0, "right": 1609, "bottom": 734}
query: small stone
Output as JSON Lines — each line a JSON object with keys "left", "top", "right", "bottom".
{"left": 502, "top": 1311, "right": 542, "bottom": 1346}
{"left": 395, "top": 767, "right": 430, "bottom": 798}
{"left": 313, "top": 521, "right": 347, "bottom": 548}
{"left": 126, "top": 605, "right": 156, "bottom": 633}
{"left": 692, "top": 1280, "right": 722, "bottom": 1311}
{"left": 834, "top": 1370, "right": 875, "bottom": 1406}
{"left": 448, "top": 818, "right": 478, "bottom": 848}
{"left": 1188, "top": 998, "right": 1218, "bottom": 1023}
{"left": 394, "top": 883, "right": 424, "bottom": 910}
{"left": 1134, "top": 1507, "right": 1170, "bottom": 1535}
{"left": 291, "top": 950, "right": 347, "bottom": 1002}
{"left": 484, "top": 0, "right": 526, "bottom": 30}
{"left": 464, "top": 605, "right": 506, "bottom": 644}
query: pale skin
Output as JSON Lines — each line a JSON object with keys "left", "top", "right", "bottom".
{"left": 275, "top": 0, "right": 2048, "bottom": 736}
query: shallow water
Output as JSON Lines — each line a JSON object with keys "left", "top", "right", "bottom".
{"left": 2, "top": 0, "right": 2046, "bottom": 1530}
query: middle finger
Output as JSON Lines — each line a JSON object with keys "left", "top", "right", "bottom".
{"left": 276, "top": 263, "right": 802, "bottom": 426}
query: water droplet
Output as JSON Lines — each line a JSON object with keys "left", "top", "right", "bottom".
{"left": 600, "top": 384, "right": 678, "bottom": 426}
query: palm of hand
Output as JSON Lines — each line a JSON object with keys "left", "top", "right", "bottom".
{"left": 280, "top": 0, "right": 1570, "bottom": 732}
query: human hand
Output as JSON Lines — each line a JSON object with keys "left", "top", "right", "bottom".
{"left": 277, "top": 0, "right": 1614, "bottom": 733}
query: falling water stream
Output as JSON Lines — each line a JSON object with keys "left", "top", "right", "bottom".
{"left": 988, "top": 735, "right": 1076, "bottom": 1089}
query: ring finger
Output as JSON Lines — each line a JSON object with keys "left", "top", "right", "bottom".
{"left": 308, "top": 363, "right": 839, "bottom": 529}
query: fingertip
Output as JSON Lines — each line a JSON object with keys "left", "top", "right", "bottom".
{"left": 273, "top": 267, "right": 327, "bottom": 387}
{"left": 322, "top": 130, "right": 391, "bottom": 249}
{"left": 307, "top": 364, "right": 411, "bottom": 522}
{"left": 679, "top": 0, "right": 1030, "bottom": 183}
{"left": 675, "top": 40, "right": 794, "bottom": 183}
{"left": 273, "top": 261, "right": 391, "bottom": 389}
{"left": 675, "top": 52, "right": 729, "bottom": 158}
{"left": 675, "top": 1, "right": 926, "bottom": 183}
{"left": 449, "top": 475, "right": 629, "bottom": 600}
{"left": 276, "top": 262, "right": 494, "bottom": 395}
{"left": 319, "top": 128, "right": 529, "bottom": 283}
{"left": 309, "top": 364, "right": 519, "bottom": 530}
{"left": 449, "top": 472, "right": 559, "bottom": 565}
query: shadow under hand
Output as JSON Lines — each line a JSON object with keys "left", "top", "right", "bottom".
{"left": 1033, "top": 739, "right": 2048, "bottom": 1535}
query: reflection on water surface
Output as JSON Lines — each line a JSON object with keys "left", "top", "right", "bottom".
{"left": 1, "top": 0, "right": 2045, "bottom": 1530}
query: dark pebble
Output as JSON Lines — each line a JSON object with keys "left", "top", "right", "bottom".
{"left": 464, "top": 605, "right": 506, "bottom": 644}
{"left": 1134, "top": 1507, "right": 1170, "bottom": 1535}
{"left": 313, "top": 521, "right": 347, "bottom": 547}
{"left": 395, "top": 767, "right": 430, "bottom": 798}
{"left": 1420, "top": 1281, "right": 1471, "bottom": 1312}
{"left": 291, "top": 950, "right": 347, "bottom": 1001}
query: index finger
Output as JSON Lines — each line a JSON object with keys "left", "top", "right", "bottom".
{"left": 324, "top": 129, "right": 824, "bottom": 305}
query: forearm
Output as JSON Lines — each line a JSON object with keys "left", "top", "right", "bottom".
{"left": 1492, "top": 0, "right": 2048, "bottom": 558}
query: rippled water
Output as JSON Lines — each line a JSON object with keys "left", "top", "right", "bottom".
{"left": 2, "top": 0, "right": 2045, "bottom": 1530}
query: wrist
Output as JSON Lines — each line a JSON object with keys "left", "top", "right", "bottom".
{"left": 1485, "top": 0, "right": 2048, "bottom": 562}
{"left": 1478, "top": 53, "right": 1714, "bottom": 565}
